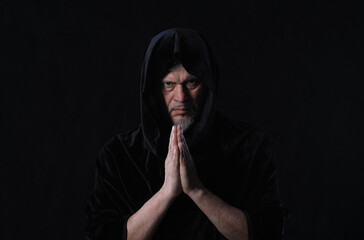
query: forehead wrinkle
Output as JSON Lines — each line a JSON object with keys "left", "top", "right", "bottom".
{"left": 162, "top": 72, "right": 197, "bottom": 84}
{"left": 186, "top": 75, "right": 199, "bottom": 80}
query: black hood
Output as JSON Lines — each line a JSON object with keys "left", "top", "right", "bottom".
{"left": 140, "top": 28, "right": 219, "bottom": 158}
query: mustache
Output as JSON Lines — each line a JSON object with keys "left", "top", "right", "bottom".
{"left": 168, "top": 103, "right": 196, "bottom": 114}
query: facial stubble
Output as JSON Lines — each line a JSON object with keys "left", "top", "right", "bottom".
{"left": 169, "top": 103, "right": 196, "bottom": 132}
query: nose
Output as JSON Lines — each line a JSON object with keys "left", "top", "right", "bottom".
{"left": 174, "top": 84, "right": 189, "bottom": 102}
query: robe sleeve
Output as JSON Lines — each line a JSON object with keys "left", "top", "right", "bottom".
{"left": 85, "top": 146, "right": 133, "bottom": 240}
{"left": 240, "top": 134, "right": 289, "bottom": 240}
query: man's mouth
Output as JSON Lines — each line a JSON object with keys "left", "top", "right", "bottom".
{"left": 173, "top": 107, "right": 189, "bottom": 114}
{"left": 169, "top": 104, "right": 195, "bottom": 115}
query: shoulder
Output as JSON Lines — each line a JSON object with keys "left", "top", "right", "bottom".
{"left": 96, "top": 125, "right": 144, "bottom": 168}
{"left": 100, "top": 125, "right": 142, "bottom": 153}
{"left": 214, "top": 113, "right": 279, "bottom": 187}
{"left": 214, "top": 112, "right": 273, "bottom": 150}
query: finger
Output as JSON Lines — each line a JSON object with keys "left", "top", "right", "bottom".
{"left": 177, "top": 125, "right": 183, "bottom": 153}
{"left": 171, "top": 146, "right": 178, "bottom": 167}
{"left": 179, "top": 148, "right": 185, "bottom": 168}
{"left": 168, "top": 125, "right": 174, "bottom": 153}
{"left": 172, "top": 125, "right": 178, "bottom": 156}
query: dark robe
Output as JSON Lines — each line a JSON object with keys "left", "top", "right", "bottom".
{"left": 85, "top": 28, "right": 288, "bottom": 240}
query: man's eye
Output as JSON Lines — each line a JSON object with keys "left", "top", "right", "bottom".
{"left": 186, "top": 79, "right": 200, "bottom": 88}
{"left": 162, "top": 82, "right": 175, "bottom": 90}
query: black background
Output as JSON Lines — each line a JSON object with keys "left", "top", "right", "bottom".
{"left": 1, "top": 0, "right": 363, "bottom": 239}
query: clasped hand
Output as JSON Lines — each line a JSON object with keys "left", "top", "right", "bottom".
{"left": 162, "top": 125, "right": 203, "bottom": 198}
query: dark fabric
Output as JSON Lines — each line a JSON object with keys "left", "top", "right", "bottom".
{"left": 85, "top": 28, "right": 288, "bottom": 239}
{"left": 85, "top": 113, "right": 288, "bottom": 240}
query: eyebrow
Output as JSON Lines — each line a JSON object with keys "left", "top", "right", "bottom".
{"left": 186, "top": 76, "right": 199, "bottom": 81}
{"left": 162, "top": 76, "right": 199, "bottom": 83}
{"left": 162, "top": 79, "right": 174, "bottom": 83}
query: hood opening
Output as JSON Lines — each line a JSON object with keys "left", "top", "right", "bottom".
{"left": 140, "top": 28, "right": 219, "bottom": 159}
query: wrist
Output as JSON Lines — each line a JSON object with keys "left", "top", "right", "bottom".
{"left": 186, "top": 185, "right": 207, "bottom": 200}
{"left": 160, "top": 183, "right": 180, "bottom": 201}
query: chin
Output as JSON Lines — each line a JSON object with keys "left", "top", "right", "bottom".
{"left": 172, "top": 115, "right": 195, "bottom": 132}
{"left": 172, "top": 116, "right": 189, "bottom": 122}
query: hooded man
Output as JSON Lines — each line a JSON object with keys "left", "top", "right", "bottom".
{"left": 86, "top": 28, "right": 288, "bottom": 240}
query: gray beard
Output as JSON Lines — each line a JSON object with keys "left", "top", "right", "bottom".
{"left": 173, "top": 116, "right": 195, "bottom": 132}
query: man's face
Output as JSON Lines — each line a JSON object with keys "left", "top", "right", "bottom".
{"left": 161, "top": 64, "right": 204, "bottom": 128}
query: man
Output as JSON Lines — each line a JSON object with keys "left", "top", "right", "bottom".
{"left": 86, "top": 28, "right": 288, "bottom": 240}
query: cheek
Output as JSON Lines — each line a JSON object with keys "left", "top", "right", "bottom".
{"left": 162, "top": 92, "right": 173, "bottom": 108}
{"left": 192, "top": 87, "right": 205, "bottom": 106}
